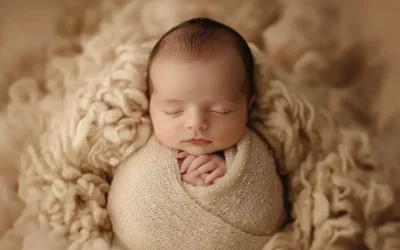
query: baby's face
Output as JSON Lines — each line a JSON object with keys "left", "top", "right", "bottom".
{"left": 149, "top": 50, "right": 250, "bottom": 156}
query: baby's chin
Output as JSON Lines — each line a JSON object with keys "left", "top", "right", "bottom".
{"left": 157, "top": 137, "right": 228, "bottom": 155}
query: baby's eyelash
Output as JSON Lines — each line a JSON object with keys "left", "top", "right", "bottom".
{"left": 163, "top": 111, "right": 183, "bottom": 115}
{"left": 210, "top": 110, "right": 232, "bottom": 114}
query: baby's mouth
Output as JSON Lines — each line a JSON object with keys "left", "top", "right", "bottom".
{"left": 187, "top": 139, "right": 211, "bottom": 145}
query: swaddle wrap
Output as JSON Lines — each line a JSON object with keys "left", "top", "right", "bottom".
{"left": 107, "top": 128, "right": 285, "bottom": 250}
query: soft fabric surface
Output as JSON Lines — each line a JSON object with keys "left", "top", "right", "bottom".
{"left": 0, "top": 0, "right": 399, "bottom": 250}
{"left": 107, "top": 129, "right": 285, "bottom": 250}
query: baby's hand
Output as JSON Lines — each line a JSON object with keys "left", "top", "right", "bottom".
{"left": 178, "top": 152, "right": 226, "bottom": 186}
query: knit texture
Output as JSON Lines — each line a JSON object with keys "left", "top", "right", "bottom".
{"left": 107, "top": 128, "right": 285, "bottom": 250}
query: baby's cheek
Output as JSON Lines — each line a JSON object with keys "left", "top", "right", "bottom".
{"left": 153, "top": 120, "right": 179, "bottom": 147}
{"left": 215, "top": 118, "right": 246, "bottom": 144}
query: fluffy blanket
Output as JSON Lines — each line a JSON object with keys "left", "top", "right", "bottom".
{"left": 107, "top": 129, "right": 285, "bottom": 250}
{"left": 0, "top": 1, "right": 399, "bottom": 250}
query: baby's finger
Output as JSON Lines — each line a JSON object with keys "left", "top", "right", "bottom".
{"left": 180, "top": 155, "right": 197, "bottom": 173}
{"left": 177, "top": 151, "right": 190, "bottom": 159}
{"left": 192, "top": 161, "right": 219, "bottom": 176}
{"left": 200, "top": 173, "right": 210, "bottom": 180}
{"left": 181, "top": 173, "right": 207, "bottom": 186}
{"left": 212, "top": 155, "right": 226, "bottom": 168}
{"left": 195, "top": 178, "right": 209, "bottom": 186}
{"left": 212, "top": 177, "right": 222, "bottom": 184}
{"left": 186, "top": 155, "right": 211, "bottom": 174}
{"left": 181, "top": 173, "right": 198, "bottom": 185}
{"left": 205, "top": 167, "right": 226, "bottom": 184}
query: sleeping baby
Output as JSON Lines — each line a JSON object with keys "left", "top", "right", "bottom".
{"left": 107, "top": 18, "right": 285, "bottom": 250}
{"left": 142, "top": 17, "right": 256, "bottom": 187}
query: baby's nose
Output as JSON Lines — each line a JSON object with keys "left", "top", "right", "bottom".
{"left": 185, "top": 113, "right": 208, "bottom": 130}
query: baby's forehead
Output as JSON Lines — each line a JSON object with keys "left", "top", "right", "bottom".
{"left": 146, "top": 18, "right": 254, "bottom": 99}
{"left": 150, "top": 52, "right": 247, "bottom": 96}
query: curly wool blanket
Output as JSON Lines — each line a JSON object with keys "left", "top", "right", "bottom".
{"left": 0, "top": 1, "right": 399, "bottom": 250}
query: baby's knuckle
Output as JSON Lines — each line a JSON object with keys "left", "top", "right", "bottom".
{"left": 198, "top": 155, "right": 208, "bottom": 160}
{"left": 211, "top": 156, "right": 219, "bottom": 161}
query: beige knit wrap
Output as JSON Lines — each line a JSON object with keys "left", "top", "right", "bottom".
{"left": 107, "top": 128, "right": 285, "bottom": 250}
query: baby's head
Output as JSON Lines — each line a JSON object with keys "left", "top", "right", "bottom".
{"left": 146, "top": 17, "right": 255, "bottom": 155}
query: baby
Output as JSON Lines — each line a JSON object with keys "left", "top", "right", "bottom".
{"left": 107, "top": 19, "right": 286, "bottom": 249}
{"left": 142, "top": 17, "right": 256, "bottom": 187}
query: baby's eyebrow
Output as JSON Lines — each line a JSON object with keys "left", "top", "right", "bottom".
{"left": 157, "top": 99, "right": 182, "bottom": 104}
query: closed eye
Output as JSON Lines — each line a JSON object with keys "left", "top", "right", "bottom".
{"left": 163, "top": 111, "right": 183, "bottom": 115}
{"left": 210, "top": 110, "right": 232, "bottom": 114}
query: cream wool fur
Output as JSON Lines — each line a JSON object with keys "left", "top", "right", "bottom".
{"left": 0, "top": 1, "right": 399, "bottom": 250}
{"left": 107, "top": 129, "right": 285, "bottom": 250}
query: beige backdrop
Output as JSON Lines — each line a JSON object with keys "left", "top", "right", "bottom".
{"left": 0, "top": 0, "right": 398, "bottom": 126}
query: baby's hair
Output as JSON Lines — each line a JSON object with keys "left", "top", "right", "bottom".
{"left": 146, "top": 17, "right": 255, "bottom": 98}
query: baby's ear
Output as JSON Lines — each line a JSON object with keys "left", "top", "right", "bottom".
{"left": 141, "top": 114, "right": 152, "bottom": 124}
